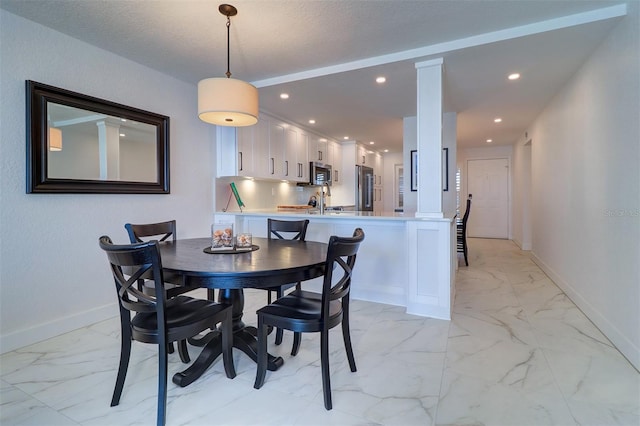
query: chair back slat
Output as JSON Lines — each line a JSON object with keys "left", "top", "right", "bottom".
{"left": 125, "top": 220, "right": 176, "bottom": 243}
{"left": 268, "top": 219, "right": 309, "bottom": 241}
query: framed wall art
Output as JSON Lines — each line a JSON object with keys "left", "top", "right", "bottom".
{"left": 410, "top": 150, "right": 417, "bottom": 191}
{"left": 442, "top": 147, "right": 449, "bottom": 191}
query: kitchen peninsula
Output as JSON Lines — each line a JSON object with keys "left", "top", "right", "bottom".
{"left": 214, "top": 209, "right": 456, "bottom": 320}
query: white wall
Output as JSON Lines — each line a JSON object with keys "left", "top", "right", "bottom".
{"left": 0, "top": 10, "right": 216, "bottom": 352}
{"left": 512, "top": 137, "right": 532, "bottom": 250}
{"left": 527, "top": 3, "right": 639, "bottom": 370}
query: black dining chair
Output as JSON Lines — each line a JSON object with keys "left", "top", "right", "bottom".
{"left": 125, "top": 220, "right": 196, "bottom": 360}
{"left": 254, "top": 228, "right": 365, "bottom": 410}
{"left": 99, "top": 236, "right": 236, "bottom": 426}
{"left": 264, "top": 218, "right": 310, "bottom": 345}
{"left": 457, "top": 194, "right": 472, "bottom": 266}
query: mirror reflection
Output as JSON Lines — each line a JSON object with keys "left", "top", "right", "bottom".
{"left": 47, "top": 103, "right": 158, "bottom": 182}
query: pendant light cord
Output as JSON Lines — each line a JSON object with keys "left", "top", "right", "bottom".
{"left": 225, "top": 15, "right": 232, "bottom": 78}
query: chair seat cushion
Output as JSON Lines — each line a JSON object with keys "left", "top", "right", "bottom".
{"left": 131, "top": 296, "right": 229, "bottom": 343}
{"left": 256, "top": 290, "right": 342, "bottom": 332}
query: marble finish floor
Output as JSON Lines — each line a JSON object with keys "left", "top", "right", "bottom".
{"left": 1, "top": 238, "right": 638, "bottom": 425}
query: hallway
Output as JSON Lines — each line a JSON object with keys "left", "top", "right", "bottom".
{"left": 1, "top": 238, "right": 638, "bottom": 425}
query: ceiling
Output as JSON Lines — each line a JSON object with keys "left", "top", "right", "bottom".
{"left": 1, "top": 0, "right": 627, "bottom": 153}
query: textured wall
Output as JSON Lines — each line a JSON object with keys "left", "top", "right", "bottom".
{"left": 0, "top": 10, "right": 215, "bottom": 351}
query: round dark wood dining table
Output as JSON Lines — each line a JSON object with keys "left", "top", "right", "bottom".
{"left": 157, "top": 237, "right": 327, "bottom": 387}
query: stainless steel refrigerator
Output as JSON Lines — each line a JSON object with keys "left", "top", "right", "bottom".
{"left": 355, "top": 165, "right": 374, "bottom": 211}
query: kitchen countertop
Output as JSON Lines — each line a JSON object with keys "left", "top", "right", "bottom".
{"left": 217, "top": 209, "right": 455, "bottom": 222}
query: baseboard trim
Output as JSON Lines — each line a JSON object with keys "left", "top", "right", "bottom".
{"left": 513, "top": 237, "right": 532, "bottom": 251}
{"left": 530, "top": 252, "right": 639, "bottom": 372}
{"left": 0, "top": 303, "right": 117, "bottom": 354}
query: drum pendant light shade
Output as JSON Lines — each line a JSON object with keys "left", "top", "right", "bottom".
{"left": 198, "top": 4, "right": 258, "bottom": 127}
{"left": 198, "top": 77, "right": 258, "bottom": 126}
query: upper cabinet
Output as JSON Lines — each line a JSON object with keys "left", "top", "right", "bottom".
{"left": 373, "top": 153, "right": 383, "bottom": 186}
{"left": 236, "top": 124, "right": 253, "bottom": 176}
{"left": 308, "top": 136, "right": 328, "bottom": 163}
{"left": 268, "top": 123, "right": 285, "bottom": 178}
{"left": 298, "top": 132, "right": 310, "bottom": 182}
{"left": 357, "top": 145, "right": 368, "bottom": 165}
{"left": 285, "top": 128, "right": 308, "bottom": 181}
{"left": 328, "top": 141, "right": 342, "bottom": 185}
{"left": 217, "top": 112, "right": 338, "bottom": 183}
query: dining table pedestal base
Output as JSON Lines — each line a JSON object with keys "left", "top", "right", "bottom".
{"left": 172, "top": 288, "right": 284, "bottom": 387}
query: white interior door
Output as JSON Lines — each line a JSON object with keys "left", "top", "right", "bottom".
{"left": 466, "top": 158, "right": 509, "bottom": 238}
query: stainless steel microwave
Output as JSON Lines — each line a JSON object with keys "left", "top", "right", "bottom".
{"left": 309, "top": 161, "right": 332, "bottom": 186}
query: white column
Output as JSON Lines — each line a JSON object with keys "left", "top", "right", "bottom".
{"left": 406, "top": 57, "right": 456, "bottom": 320}
{"left": 415, "top": 58, "right": 444, "bottom": 218}
{"left": 96, "top": 119, "right": 121, "bottom": 180}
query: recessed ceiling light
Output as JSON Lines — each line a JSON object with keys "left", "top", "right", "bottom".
{"left": 343, "top": 136, "right": 349, "bottom": 140}
{"left": 376, "top": 76, "right": 386, "bottom": 84}
{"left": 383, "top": 149, "right": 389, "bottom": 153}
{"left": 508, "top": 73, "right": 521, "bottom": 80}
{"left": 279, "top": 93, "right": 289, "bottom": 99}
{"left": 119, "top": 133, "right": 125, "bottom": 137}
{"left": 494, "top": 118, "right": 502, "bottom": 123}
{"left": 369, "top": 141, "right": 375, "bottom": 145}
{"left": 486, "top": 139, "right": 493, "bottom": 143}
{"left": 308, "top": 119, "right": 316, "bottom": 124}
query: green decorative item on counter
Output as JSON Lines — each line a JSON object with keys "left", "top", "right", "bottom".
{"left": 223, "top": 182, "right": 245, "bottom": 212}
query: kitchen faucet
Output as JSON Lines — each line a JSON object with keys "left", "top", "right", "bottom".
{"left": 318, "top": 182, "right": 331, "bottom": 214}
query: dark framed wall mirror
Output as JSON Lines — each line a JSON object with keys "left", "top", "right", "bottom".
{"left": 26, "top": 80, "right": 170, "bottom": 194}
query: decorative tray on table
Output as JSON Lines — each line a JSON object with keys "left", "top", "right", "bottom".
{"left": 203, "top": 245, "right": 259, "bottom": 254}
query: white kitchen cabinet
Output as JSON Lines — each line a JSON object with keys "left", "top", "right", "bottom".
{"left": 216, "top": 126, "right": 237, "bottom": 177}
{"left": 236, "top": 125, "right": 254, "bottom": 177}
{"left": 298, "top": 132, "right": 310, "bottom": 182}
{"left": 309, "top": 137, "right": 328, "bottom": 163}
{"left": 357, "top": 145, "right": 368, "bottom": 165}
{"left": 284, "top": 128, "right": 296, "bottom": 180}
{"left": 374, "top": 153, "right": 383, "bottom": 185}
{"left": 217, "top": 125, "right": 264, "bottom": 178}
{"left": 233, "top": 118, "right": 280, "bottom": 179}
{"left": 252, "top": 119, "right": 270, "bottom": 178}
{"left": 218, "top": 112, "right": 336, "bottom": 182}
{"left": 329, "top": 141, "right": 342, "bottom": 185}
{"left": 285, "top": 128, "right": 308, "bottom": 182}
{"left": 221, "top": 119, "right": 270, "bottom": 179}
{"left": 268, "top": 122, "right": 285, "bottom": 178}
